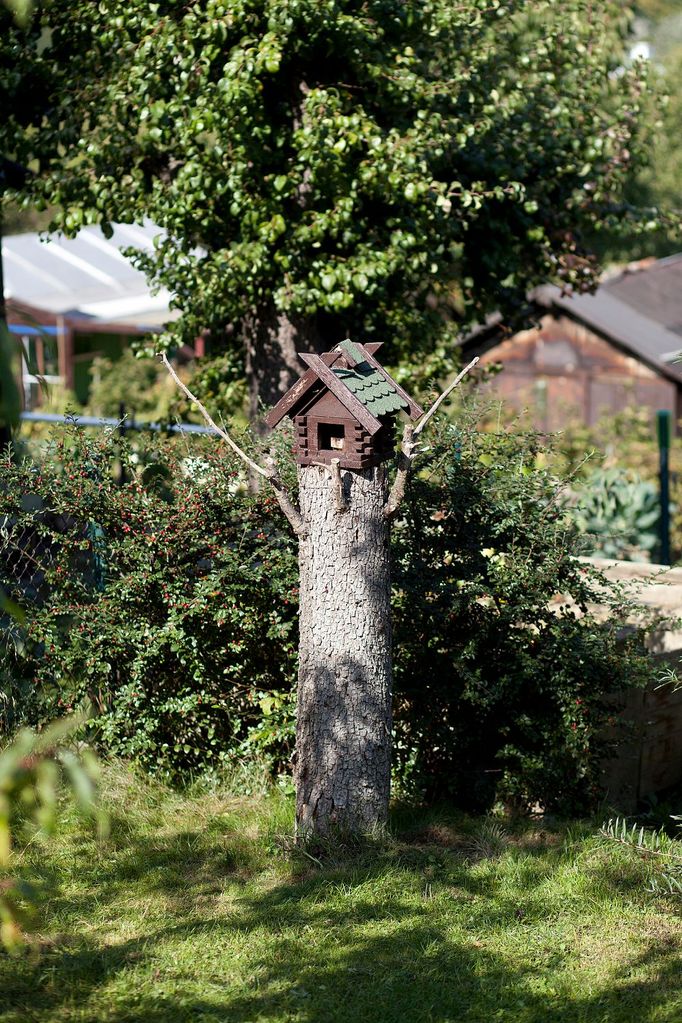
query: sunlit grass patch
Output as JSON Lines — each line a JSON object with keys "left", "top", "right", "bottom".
{"left": 1, "top": 762, "right": 680, "bottom": 1023}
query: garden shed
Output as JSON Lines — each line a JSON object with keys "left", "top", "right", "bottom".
{"left": 463, "top": 254, "right": 682, "bottom": 430}
{"left": 2, "top": 221, "right": 200, "bottom": 406}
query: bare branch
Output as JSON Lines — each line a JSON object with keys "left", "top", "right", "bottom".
{"left": 330, "top": 458, "right": 348, "bottom": 513}
{"left": 384, "top": 424, "right": 416, "bottom": 520}
{"left": 161, "top": 353, "right": 307, "bottom": 536}
{"left": 271, "top": 480, "right": 309, "bottom": 536}
{"left": 310, "top": 459, "right": 348, "bottom": 514}
{"left": 161, "top": 353, "right": 270, "bottom": 479}
{"left": 384, "top": 356, "right": 478, "bottom": 519}
{"left": 413, "top": 356, "right": 479, "bottom": 438}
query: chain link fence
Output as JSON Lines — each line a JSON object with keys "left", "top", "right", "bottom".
{"left": 2, "top": 411, "right": 216, "bottom": 630}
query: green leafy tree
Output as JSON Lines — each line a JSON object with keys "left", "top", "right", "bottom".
{"left": 635, "top": 44, "right": 682, "bottom": 245}
{"left": 2, "top": 1, "right": 653, "bottom": 418}
{"left": 635, "top": 1, "right": 680, "bottom": 24}
{"left": 595, "top": 4, "right": 682, "bottom": 263}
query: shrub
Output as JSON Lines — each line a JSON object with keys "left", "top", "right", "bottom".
{"left": 391, "top": 417, "right": 656, "bottom": 814}
{"left": 0, "top": 418, "right": 657, "bottom": 811}
{"left": 86, "top": 349, "right": 181, "bottom": 421}
{"left": 0, "top": 429, "right": 298, "bottom": 779}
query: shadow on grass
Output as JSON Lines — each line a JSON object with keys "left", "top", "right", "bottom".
{"left": 1, "top": 810, "right": 681, "bottom": 1023}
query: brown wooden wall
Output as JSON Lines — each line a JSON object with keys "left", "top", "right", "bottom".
{"left": 474, "top": 315, "right": 680, "bottom": 431}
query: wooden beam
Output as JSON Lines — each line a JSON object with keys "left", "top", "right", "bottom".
{"left": 265, "top": 351, "right": 342, "bottom": 429}
{"left": 353, "top": 342, "right": 423, "bottom": 420}
{"left": 56, "top": 316, "right": 75, "bottom": 392}
{"left": 299, "top": 353, "right": 383, "bottom": 435}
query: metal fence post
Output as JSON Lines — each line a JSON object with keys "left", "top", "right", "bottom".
{"left": 657, "top": 409, "right": 671, "bottom": 566}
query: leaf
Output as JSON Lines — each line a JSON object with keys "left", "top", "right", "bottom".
{"left": 264, "top": 51, "right": 281, "bottom": 74}
{"left": 0, "top": 321, "right": 20, "bottom": 430}
{"left": 3, "top": 0, "right": 32, "bottom": 27}
{"left": 0, "top": 590, "right": 25, "bottom": 624}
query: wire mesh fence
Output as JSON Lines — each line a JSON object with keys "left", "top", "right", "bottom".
{"left": 2, "top": 411, "right": 217, "bottom": 630}
{"left": 0, "top": 511, "right": 54, "bottom": 604}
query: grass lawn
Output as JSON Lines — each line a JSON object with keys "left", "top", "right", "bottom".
{"left": 1, "top": 763, "right": 681, "bottom": 1023}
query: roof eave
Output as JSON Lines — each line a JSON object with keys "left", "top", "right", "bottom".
{"left": 533, "top": 285, "right": 682, "bottom": 386}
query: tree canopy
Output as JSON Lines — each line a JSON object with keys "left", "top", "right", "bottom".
{"left": 2, "top": 1, "right": 655, "bottom": 410}
{"left": 602, "top": 4, "right": 682, "bottom": 264}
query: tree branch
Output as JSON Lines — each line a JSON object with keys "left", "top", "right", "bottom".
{"left": 161, "top": 353, "right": 269, "bottom": 478}
{"left": 160, "top": 353, "right": 307, "bottom": 536}
{"left": 413, "top": 356, "right": 479, "bottom": 438}
{"left": 383, "top": 356, "right": 479, "bottom": 520}
{"left": 330, "top": 458, "right": 348, "bottom": 513}
{"left": 383, "top": 424, "right": 416, "bottom": 520}
{"left": 264, "top": 451, "right": 308, "bottom": 536}
{"left": 310, "top": 459, "right": 348, "bottom": 514}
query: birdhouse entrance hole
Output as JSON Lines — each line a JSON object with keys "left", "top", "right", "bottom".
{"left": 318, "top": 422, "right": 345, "bottom": 452}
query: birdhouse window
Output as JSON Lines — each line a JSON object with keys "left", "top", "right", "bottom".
{"left": 318, "top": 422, "right": 345, "bottom": 452}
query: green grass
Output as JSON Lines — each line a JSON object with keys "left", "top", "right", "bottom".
{"left": 2, "top": 762, "right": 681, "bottom": 1023}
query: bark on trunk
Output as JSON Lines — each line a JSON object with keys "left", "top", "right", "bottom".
{"left": 241, "top": 306, "right": 346, "bottom": 430}
{"left": 295, "top": 463, "right": 392, "bottom": 839}
{"left": 242, "top": 307, "right": 322, "bottom": 431}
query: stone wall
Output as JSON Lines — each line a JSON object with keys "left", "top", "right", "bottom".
{"left": 587, "top": 558, "right": 682, "bottom": 811}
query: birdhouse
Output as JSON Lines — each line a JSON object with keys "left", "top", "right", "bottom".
{"left": 265, "top": 339, "right": 423, "bottom": 470}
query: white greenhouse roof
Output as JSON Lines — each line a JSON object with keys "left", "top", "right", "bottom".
{"left": 3, "top": 220, "right": 180, "bottom": 329}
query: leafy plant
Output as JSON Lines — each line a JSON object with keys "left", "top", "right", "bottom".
{"left": 0, "top": 427, "right": 299, "bottom": 780}
{"left": 569, "top": 468, "right": 663, "bottom": 562}
{"left": 391, "top": 415, "right": 657, "bottom": 813}
{"left": 599, "top": 815, "right": 682, "bottom": 897}
{"left": 0, "top": 717, "right": 104, "bottom": 952}
{"left": 85, "top": 349, "right": 182, "bottom": 422}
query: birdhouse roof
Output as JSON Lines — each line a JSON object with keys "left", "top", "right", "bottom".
{"left": 332, "top": 340, "right": 409, "bottom": 418}
{"left": 265, "top": 339, "right": 423, "bottom": 432}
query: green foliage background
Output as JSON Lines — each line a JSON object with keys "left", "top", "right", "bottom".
{"left": 1, "top": 0, "right": 656, "bottom": 379}
{"left": 0, "top": 421, "right": 655, "bottom": 813}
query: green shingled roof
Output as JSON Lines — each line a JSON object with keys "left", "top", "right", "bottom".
{"left": 332, "top": 340, "right": 408, "bottom": 418}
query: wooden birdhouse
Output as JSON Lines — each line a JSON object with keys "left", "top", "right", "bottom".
{"left": 265, "top": 339, "right": 423, "bottom": 470}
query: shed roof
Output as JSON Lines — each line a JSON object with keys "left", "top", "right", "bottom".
{"left": 533, "top": 274, "right": 682, "bottom": 383}
{"left": 461, "top": 253, "right": 682, "bottom": 386}
{"left": 600, "top": 254, "right": 682, "bottom": 338}
{"left": 2, "top": 220, "right": 184, "bottom": 330}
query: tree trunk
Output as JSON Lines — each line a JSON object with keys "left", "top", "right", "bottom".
{"left": 241, "top": 305, "right": 345, "bottom": 429}
{"left": 295, "top": 463, "right": 393, "bottom": 839}
{"left": 242, "top": 307, "right": 319, "bottom": 430}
